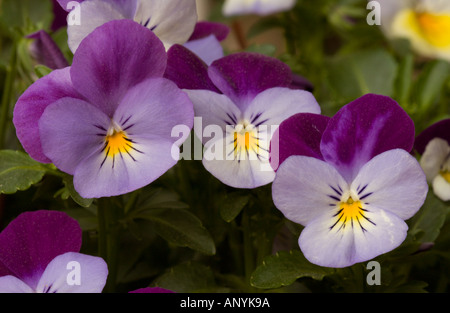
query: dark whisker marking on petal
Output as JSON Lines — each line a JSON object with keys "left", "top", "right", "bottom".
{"left": 150, "top": 24, "right": 158, "bottom": 31}
{"left": 330, "top": 185, "right": 342, "bottom": 196}
{"left": 125, "top": 149, "right": 137, "bottom": 162}
{"left": 360, "top": 212, "right": 376, "bottom": 226}
{"left": 329, "top": 213, "right": 343, "bottom": 230}
{"left": 96, "top": 133, "right": 106, "bottom": 137}
{"left": 94, "top": 124, "right": 107, "bottom": 132}
{"left": 126, "top": 143, "right": 144, "bottom": 154}
{"left": 255, "top": 143, "right": 269, "bottom": 153}
{"left": 251, "top": 146, "right": 263, "bottom": 161}
{"left": 359, "top": 192, "right": 373, "bottom": 200}
{"left": 251, "top": 112, "right": 263, "bottom": 124}
{"left": 121, "top": 115, "right": 132, "bottom": 127}
{"left": 328, "top": 195, "right": 340, "bottom": 202}
{"left": 112, "top": 154, "right": 116, "bottom": 169}
{"left": 358, "top": 184, "right": 368, "bottom": 194}
{"left": 333, "top": 208, "right": 343, "bottom": 217}
{"left": 337, "top": 217, "right": 347, "bottom": 232}
{"left": 100, "top": 142, "right": 108, "bottom": 153}
{"left": 254, "top": 118, "right": 269, "bottom": 128}
{"left": 356, "top": 216, "right": 368, "bottom": 232}
{"left": 100, "top": 151, "right": 109, "bottom": 169}
{"left": 338, "top": 185, "right": 343, "bottom": 193}
{"left": 124, "top": 137, "right": 136, "bottom": 144}
{"left": 122, "top": 123, "right": 135, "bottom": 132}
{"left": 142, "top": 17, "right": 151, "bottom": 28}
{"left": 226, "top": 113, "right": 237, "bottom": 125}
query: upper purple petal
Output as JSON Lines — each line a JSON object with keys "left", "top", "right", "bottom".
{"left": 56, "top": 0, "right": 84, "bottom": 12}
{"left": 13, "top": 67, "right": 83, "bottom": 163}
{"left": 188, "top": 21, "right": 230, "bottom": 42}
{"left": 414, "top": 119, "right": 450, "bottom": 155}
{"left": 0, "top": 211, "right": 82, "bottom": 290}
{"left": 270, "top": 113, "right": 330, "bottom": 171}
{"left": 165, "top": 44, "right": 219, "bottom": 92}
{"left": 320, "top": 94, "right": 415, "bottom": 182}
{"left": 208, "top": 52, "right": 292, "bottom": 110}
{"left": 70, "top": 20, "right": 167, "bottom": 117}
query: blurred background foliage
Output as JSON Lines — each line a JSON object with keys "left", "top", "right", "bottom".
{"left": 0, "top": 0, "right": 449, "bottom": 293}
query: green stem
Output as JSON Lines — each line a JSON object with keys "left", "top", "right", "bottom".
{"left": 97, "top": 197, "right": 120, "bottom": 293}
{"left": 0, "top": 41, "right": 18, "bottom": 149}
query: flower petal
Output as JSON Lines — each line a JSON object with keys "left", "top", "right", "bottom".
{"left": 183, "top": 35, "right": 224, "bottom": 65}
{"left": 272, "top": 155, "right": 348, "bottom": 226}
{"left": 415, "top": 118, "right": 450, "bottom": 155}
{"left": 27, "top": 30, "right": 69, "bottom": 69}
{"left": 165, "top": 44, "right": 219, "bottom": 92}
{"left": 419, "top": 138, "right": 450, "bottom": 182}
{"left": 134, "top": 0, "right": 197, "bottom": 50}
{"left": 0, "top": 211, "right": 82, "bottom": 290}
{"left": 320, "top": 94, "right": 415, "bottom": 182}
{"left": 67, "top": 0, "right": 137, "bottom": 52}
{"left": 208, "top": 53, "right": 292, "bottom": 111}
{"left": 299, "top": 205, "right": 407, "bottom": 268}
{"left": 36, "top": 252, "right": 107, "bottom": 293}
{"left": 188, "top": 21, "right": 230, "bottom": 42}
{"left": 223, "top": 0, "right": 296, "bottom": 16}
{"left": 350, "top": 149, "right": 428, "bottom": 220}
{"left": 73, "top": 137, "right": 178, "bottom": 198}
{"left": 13, "top": 67, "right": 82, "bottom": 163}
{"left": 270, "top": 113, "right": 330, "bottom": 171}
{"left": 70, "top": 20, "right": 166, "bottom": 117}
{"left": 0, "top": 276, "right": 33, "bottom": 293}
{"left": 432, "top": 174, "right": 450, "bottom": 202}
{"left": 202, "top": 134, "right": 275, "bottom": 189}
{"left": 185, "top": 89, "right": 241, "bottom": 145}
{"left": 39, "top": 97, "right": 111, "bottom": 175}
{"left": 56, "top": 0, "right": 84, "bottom": 12}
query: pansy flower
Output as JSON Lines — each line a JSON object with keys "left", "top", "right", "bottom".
{"left": 0, "top": 210, "right": 107, "bottom": 293}
{"left": 271, "top": 94, "right": 428, "bottom": 268}
{"left": 376, "top": 0, "right": 450, "bottom": 61}
{"left": 415, "top": 119, "right": 450, "bottom": 201}
{"left": 223, "top": 0, "right": 297, "bottom": 16}
{"left": 165, "top": 47, "right": 320, "bottom": 189}
{"left": 13, "top": 20, "right": 194, "bottom": 199}
{"left": 56, "top": 0, "right": 197, "bottom": 53}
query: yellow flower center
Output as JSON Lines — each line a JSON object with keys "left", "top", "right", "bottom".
{"left": 233, "top": 121, "right": 260, "bottom": 159}
{"left": 416, "top": 12, "right": 450, "bottom": 47}
{"left": 105, "top": 130, "right": 131, "bottom": 158}
{"left": 440, "top": 170, "right": 450, "bottom": 183}
{"left": 330, "top": 196, "right": 374, "bottom": 232}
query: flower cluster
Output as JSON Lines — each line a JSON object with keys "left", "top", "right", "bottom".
{"left": 1, "top": 0, "right": 448, "bottom": 294}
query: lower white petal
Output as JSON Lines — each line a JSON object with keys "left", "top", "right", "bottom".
{"left": 420, "top": 138, "right": 450, "bottom": 182}
{"left": 432, "top": 174, "right": 450, "bottom": 201}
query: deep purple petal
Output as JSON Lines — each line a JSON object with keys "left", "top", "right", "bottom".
{"left": 13, "top": 67, "right": 83, "bottom": 163}
{"left": 39, "top": 97, "right": 111, "bottom": 175}
{"left": 188, "top": 21, "right": 230, "bottom": 42}
{"left": 208, "top": 52, "right": 292, "bottom": 111}
{"left": 270, "top": 113, "right": 330, "bottom": 171}
{"left": 415, "top": 119, "right": 450, "bottom": 155}
{"left": 165, "top": 44, "right": 219, "bottom": 92}
{"left": 129, "top": 287, "right": 174, "bottom": 293}
{"left": 56, "top": 0, "right": 84, "bottom": 12}
{"left": 51, "top": 0, "right": 69, "bottom": 31}
{"left": 320, "top": 94, "right": 415, "bottom": 182}
{"left": 0, "top": 211, "right": 82, "bottom": 290}
{"left": 27, "top": 30, "right": 69, "bottom": 69}
{"left": 70, "top": 20, "right": 166, "bottom": 117}
{"left": 289, "top": 73, "right": 314, "bottom": 92}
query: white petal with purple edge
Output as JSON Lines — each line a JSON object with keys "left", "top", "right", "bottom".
{"left": 67, "top": 0, "right": 136, "bottom": 53}
{"left": 243, "top": 87, "right": 321, "bottom": 129}
{"left": 134, "top": 0, "right": 197, "bottom": 50}
{"left": 350, "top": 149, "right": 428, "bottom": 221}
{"left": 0, "top": 276, "right": 33, "bottom": 293}
{"left": 36, "top": 252, "right": 108, "bottom": 293}
{"left": 420, "top": 138, "right": 450, "bottom": 182}
{"left": 272, "top": 155, "right": 349, "bottom": 225}
{"left": 202, "top": 134, "right": 275, "bottom": 189}
{"left": 186, "top": 89, "right": 242, "bottom": 145}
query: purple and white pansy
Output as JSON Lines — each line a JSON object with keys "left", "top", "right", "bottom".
{"left": 0, "top": 211, "right": 108, "bottom": 293}
{"left": 57, "top": 0, "right": 198, "bottom": 52}
{"left": 271, "top": 94, "right": 429, "bottom": 268}
{"left": 13, "top": 20, "right": 194, "bottom": 199}
{"left": 166, "top": 47, "right": 321, "bottom": 189}
{"left": 415, "top": 119, "right": 450, "bottom": 201}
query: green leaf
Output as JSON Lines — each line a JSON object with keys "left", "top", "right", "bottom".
{"left": 219, "top": 192, "right": 251, "bottom": 223}
{"left": 134, "top": 208, "right": 216, "bottom": 255}
{"left": 153, "top": 262, "right": 225, "bottom": 293}
{"left": 0, "top": 150, "right": 47, "bottom": 194}
{"left": 408, "top": 191, "right": 450, "bottom": 243}
{"left": 62, "top": 174, "right": 94, "bottom": 208}
{"left": 414, "top": 60, "right": 450, "bottom": 112}
{"left": 250, "top": 250, "right": 334, "bottom": 289}
{"left": 327, "top": 48, "right": 398, "bottom": 100}
{"left": 34, "top": 65, "right": 53, "bottom": 78}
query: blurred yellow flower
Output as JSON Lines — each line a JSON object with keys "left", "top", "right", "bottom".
{"left": 378, "top": 0, "right": 450, "bottom": 61}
